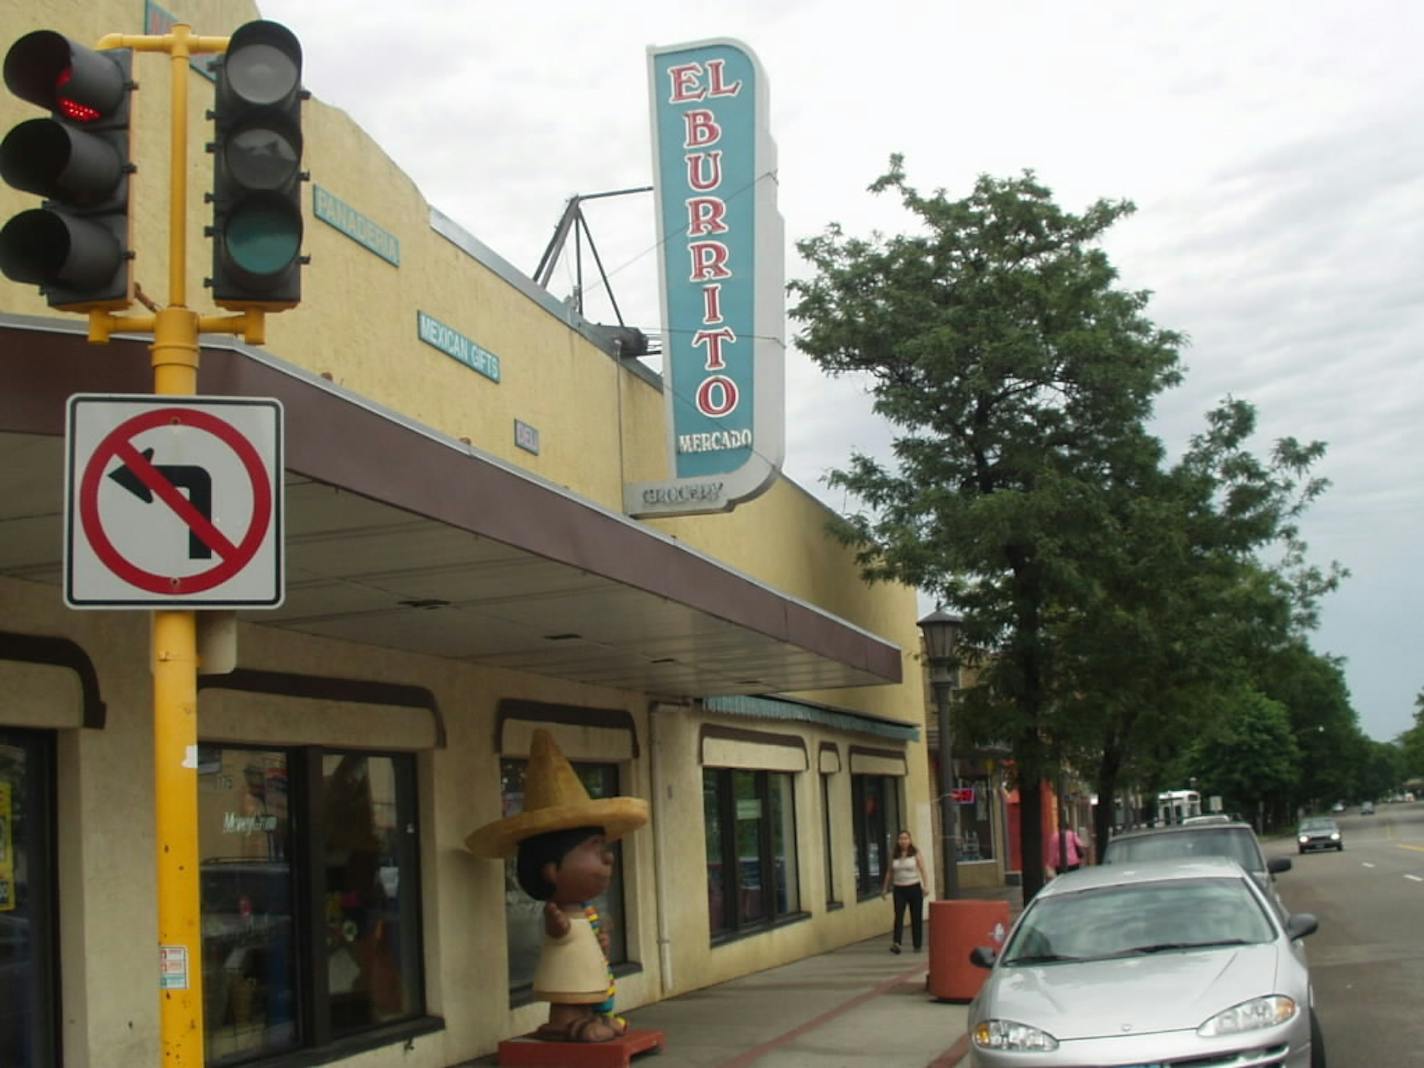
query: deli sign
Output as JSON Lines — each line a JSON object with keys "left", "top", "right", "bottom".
{"left": 625, "top": 39, "right": 785, "bottom": 517}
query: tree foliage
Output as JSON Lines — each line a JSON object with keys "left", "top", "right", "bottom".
{"left": 791, "top": 162, "right": 1184, "bottom": 900}
{"left": 1400, "top": 690, "right": 1424, "bottom": 782}
{"left": 790, "top": 160, "right": 1344, "bottom": 891}
{"left": 1179, "top": 687, "right": 1300, "bottom": 817}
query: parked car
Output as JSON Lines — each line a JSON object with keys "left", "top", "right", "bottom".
{"left": 1101, "top": 821, "right": 1292, "bottom": 916}
{"left": 1297, "top": 817, "right": 1343, "bottom": 853}
{"left": 1182, "top": 814, "right": 1232, "bottom": 825}
{"left": 1360, "top": 801, "right": 1375, "bottom": 815}
{"left": 966, "top": 857, "right": 1323, "bottom": 1068}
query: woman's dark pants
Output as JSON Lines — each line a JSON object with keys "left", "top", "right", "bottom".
{"left": 892, "top": 883, "right": 924, "bottom": 950}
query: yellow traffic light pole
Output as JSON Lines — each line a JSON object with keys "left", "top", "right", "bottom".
{"left": 88, "top": 23, "right": 268, "bottom": 1066}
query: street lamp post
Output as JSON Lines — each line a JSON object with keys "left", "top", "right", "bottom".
{"left": 919, "top": 609, "right": 964, "bottom": 900}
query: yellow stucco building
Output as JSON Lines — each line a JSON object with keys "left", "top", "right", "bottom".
{"left": 0, "top": 2, "right": 948, "bottom": 1064}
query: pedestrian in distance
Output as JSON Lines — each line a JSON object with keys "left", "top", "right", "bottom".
{"left": 1048, "top": 826, "right": 1086, "bottom": 875}
{"left": 881, "top": 829, "right": 929, "bottom": 953}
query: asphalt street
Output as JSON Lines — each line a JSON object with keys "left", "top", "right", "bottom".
{"left": 1264, "top": 799, "right": 1424, "bottom": 1067}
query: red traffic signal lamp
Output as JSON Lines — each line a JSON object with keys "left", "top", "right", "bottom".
{"left": 209, "top": 20, "right": 305, "bottom": 309}
{"left": 0, "top": 31, "right": 134, "bottom": 310}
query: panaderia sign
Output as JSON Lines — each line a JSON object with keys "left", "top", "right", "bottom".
{"left": 625, "top": 38, "right": 785, "bottom": 517}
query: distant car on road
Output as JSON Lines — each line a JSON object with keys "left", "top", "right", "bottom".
{"left": 1360, "top": 801, "right": 1375, "bottom": 815}
{"left": 1331, "top": 801, "right": 1346, "bottom": 813}
{"left": 966, "top": 857, "right": 1323, "bottom": 1068}
{"left": 1101, "top": 821, "right": 1292, "bottom": 917}
{"left": 1297, "top": 817, "right": 1343, "bottom": 853}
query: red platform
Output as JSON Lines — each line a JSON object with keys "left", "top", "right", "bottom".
{"left": 497, "top": 1028, "right": 666, "bottom": 1067}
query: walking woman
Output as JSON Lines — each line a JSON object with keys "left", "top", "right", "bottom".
{"left": 881, "top": 830, "right": 929, "bottom": 953}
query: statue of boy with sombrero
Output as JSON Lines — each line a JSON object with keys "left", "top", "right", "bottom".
{"left": 467, "top": 729, "right": 649, "bottom": 1043}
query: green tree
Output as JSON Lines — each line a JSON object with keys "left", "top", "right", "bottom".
{"left": 1400, "top": 690, "right": 1424, "bottom": 781}
{"left": 790, "top": 162, "right": 1183, "bottom": 901}
{"left": 1358, "top": 739, "right": 1405, "bottom": 803}
{"left": 1052, "top": 398, "right": 1337, "bottom": 847}
{"left": 1181, "top": 687, "right": 1301, "bottom": 821}
{"left": 1254, "top": 642, "right": 1358, "bottom": 812}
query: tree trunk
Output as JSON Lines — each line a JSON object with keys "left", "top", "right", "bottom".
{"left": 1019, "top": 776, "right": 1046, "bottom": 902}
{"left": 1094, "top": 744, "right": 1123, "bottom": 863}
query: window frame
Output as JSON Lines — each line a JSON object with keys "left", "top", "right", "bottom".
{"left": 851, "top": 773, "right": 903, "bottom": 901}
{"left": 821, "top": 772, "right": 840, "bottom": 909}
{"left": 0, "top": 727, "right": 59, "bottom": 1068}
{"left": 703, "top": 767, "right": 805, "bottom": 942}
{"left": 197, "top": 742, "right": 431, "bottom": 1067}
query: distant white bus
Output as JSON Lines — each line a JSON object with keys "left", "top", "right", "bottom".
{"left": 1156, "top": 789, "right": 1203, "bottom": 826}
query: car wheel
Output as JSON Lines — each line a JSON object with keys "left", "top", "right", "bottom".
{"left": 1299, "top": 847, "right": 1305, "bottom": 854}
{"left": 1338, "top": 843, "right": 1344, "bottom": 851}
{"left": 1310, "top": 1009, "right": 1326, "bottom": 1068}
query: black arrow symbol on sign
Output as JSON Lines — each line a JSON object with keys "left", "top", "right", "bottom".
{"left": 109, "top": 448, "right": 215, "bottom": 560}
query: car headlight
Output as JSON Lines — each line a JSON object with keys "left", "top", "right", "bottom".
{"left": 1330, "top": 833, "right": 1340, "bottom": 840}
{"left": 973, "top": 1019, "right": 1059, "bottom": 1052}
{"left": 1298, "top": 836, "right": 1309, "bottom": 843}
{"left": 1198, "top": 995, "right": 1297, "bottom": 1036}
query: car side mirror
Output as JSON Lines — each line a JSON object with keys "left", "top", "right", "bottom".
{"left": 969, "top": 945, "right": 998, "bottom": 969}
{"left": 1285, "top": 913, "right": 1318, "bottom": 940}
{"left": 1268, "top": 857, "right": 1292, "bottom": 875}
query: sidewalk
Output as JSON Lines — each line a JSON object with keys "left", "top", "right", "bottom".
{"left": 621, "top": 934, "right": 968, "bottom": 1068}
{"left": 469, "top": 886, "right": 1023, "bottom": 1068}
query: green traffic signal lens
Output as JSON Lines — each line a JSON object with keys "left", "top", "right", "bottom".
{"left": 224, "top": 196, "right": 301, "bottom": 280}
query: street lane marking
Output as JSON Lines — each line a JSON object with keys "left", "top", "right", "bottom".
{"left": 1362, "top": 862, "right": 1376, "bottom": 868}
{"left": 1406, "top": 875, "right": 1424, "bottom": 883}
{"left": 1397, "top": 843, "right": 1424, "bottom": 853}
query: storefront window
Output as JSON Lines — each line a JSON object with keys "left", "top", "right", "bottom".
{"left": 768, "top": 773, "right": 799, "bottom": 915}
{"left": 322, "top": 754, "right": 421, "bottom": 1034}
{"left": 956, "top": 777, "right": 995, "bottom": 861}
{"left": 703, "top": 772, "right": 727, "bottom": 936}
{"left": 198, "top": 745, "right": 422, "bottom": 1064}
{"left": 852, "top": 774, "right": 902, "bottom": 899}
{"left": 0, "top": 730, "right": 56, "bottom": 1068}
{"left": 704, "top": 768, "right": 800, "bottom": 937}
{"left": 500, "top": 758, "right": 626, "bottom": 998}
{"left": 198, "top": 749, "right": 296, "bottom": 1063}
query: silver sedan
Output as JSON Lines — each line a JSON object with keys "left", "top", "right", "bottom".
{"left": 967, "top": 857, "right": 1324, "bottom": 1067}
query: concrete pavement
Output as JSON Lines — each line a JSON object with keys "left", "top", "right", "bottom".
{"left": 467, "top": 886, "right": 1024, "bottom": 1068}
{"left": 621, "top": 935, "right": 969, "bottom": 1068}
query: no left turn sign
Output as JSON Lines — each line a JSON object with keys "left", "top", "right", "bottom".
{"left": 64, "top": 395, "right": 284, "bottom": 608}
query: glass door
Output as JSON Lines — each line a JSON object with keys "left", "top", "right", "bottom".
{"left": 0, "top": 729, "right": 56, "bottom": 1068}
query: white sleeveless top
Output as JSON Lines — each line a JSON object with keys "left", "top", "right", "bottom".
{"left": 891, "top": 854, "right": 921, "bottom": 887}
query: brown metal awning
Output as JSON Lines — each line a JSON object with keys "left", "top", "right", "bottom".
{"left": 0, "top": 315, "right": 901, "bottom": 697}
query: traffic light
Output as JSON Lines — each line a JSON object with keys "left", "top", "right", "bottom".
{"left": 0, "top": 32, "right": 134, "bottom": 310}
{"left": 209, "top": 20, "right": 305, "bottom": 309}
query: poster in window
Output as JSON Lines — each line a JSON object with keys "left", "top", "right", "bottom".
{"left": 0, "top": 781, "right": 13, "bottom": 911}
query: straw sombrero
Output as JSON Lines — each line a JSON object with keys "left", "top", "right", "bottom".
{"left": 465, "top": 729, "right": 650, "bottom": 859}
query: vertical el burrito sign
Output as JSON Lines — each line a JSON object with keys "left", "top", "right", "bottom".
{"left": 625, "top": 39, "right": 785, "bottom": 517}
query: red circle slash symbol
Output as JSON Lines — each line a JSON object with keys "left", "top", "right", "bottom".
{"left": 79, "top": 407, "right": 273, "bottom": 595}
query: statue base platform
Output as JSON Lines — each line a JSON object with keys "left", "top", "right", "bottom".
{"left": 497, "top": 1028, "right": 666, "bottom": 1067}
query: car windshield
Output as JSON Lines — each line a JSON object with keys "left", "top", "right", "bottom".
{"left": 1104, "top": 828, "right": 1264, "bottom": 873}
{"left": 1001, "top": 876, "right": 1276, "bottom": 965}
{"left": 1299, "top": 819, "right": 1336, "bottom": 832}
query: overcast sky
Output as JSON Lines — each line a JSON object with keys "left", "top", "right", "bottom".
{"left": 257, "top": 0, "right": 1423, "bottom": 743}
